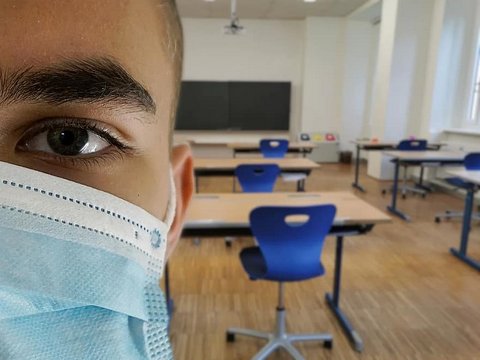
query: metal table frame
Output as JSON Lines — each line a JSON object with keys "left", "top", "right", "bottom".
{"left": 387, "top": 158, "right": 464, "bottom": 221}
{"left": 450, "top": 184, "right": 480, "bottom": 272}
{"left": 194, "top": 169, "right": 311, "bottom": 193}
{"left": 232, "top": 147, "right": 314, "bottom": 158}
{"left": 352, "top": 143, "right": 443, "bottom": 193}
{"left": 443, "top": 170, "right": 480, "bottom": 271}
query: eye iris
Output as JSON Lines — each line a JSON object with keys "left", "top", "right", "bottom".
{"left": 47, "top": 127, "right": 89, "bottom": 156}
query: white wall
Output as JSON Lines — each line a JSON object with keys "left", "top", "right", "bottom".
{"left": 301, "top": 17, "right": 379, "bottom": 152}
{"left": 301, "top": 18, "right": 345, "bottom": 135}
{"left": 395, "top": 0, "right": 434, "bottom": 136}
{"left": 367, "top": 0, "right": 437, "bottom": 179}
{"left": 180, "top": 17, "right": 377, "bottom": 151}
{"left": 340, "top": 21, "right": 378, "bottom": 152}
{"left": 181, "top": 18, "right": 305, "bottom": 135}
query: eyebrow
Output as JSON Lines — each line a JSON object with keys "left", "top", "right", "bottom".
{"left": 0, "top": 57, "right": 156, "bottom": 114}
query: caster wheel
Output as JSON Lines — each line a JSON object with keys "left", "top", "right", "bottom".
{"left": 323, "top": 340, "right": 333, "bottom": 349}
{"left": 402, "top": 194, "right": 406, "bottom": 199}
{"left": 226, "top": 332, "right": 235, "bottom": 342}
{"left": 435, "top": 217, "right": 441, "bottom": 223}
{"left": 422, "top": 193, "right": 426, "bottom": 199}
{"left": 225, "top": 240, "right": 232, "bottom": 248}
{"left": 381, "top": 190, "right": 386, "bottom": 195}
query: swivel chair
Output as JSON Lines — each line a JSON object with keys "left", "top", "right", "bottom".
{"left": 381, "top": 139, "right": 429, "bottom": 199}
{"left": 259, "top": 139, "right": 308, "bottom": 191}
{"left": 226, "top": 164, "right": 281, "bottom": 247}
{"left": 259, "top": 139, "right": 289, "bottom": 158}
{"left": 435, "top": 153, "right": 480, "bottom": 223}
{"left": 226, "top": 205, "right": 336, "bottom": 360}
{"left": 235, "top": 164, "right": 280, "bottom": 193}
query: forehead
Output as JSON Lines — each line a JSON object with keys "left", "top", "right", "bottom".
{"left": 0, "top": 0, "right": 173, "bottom": 103}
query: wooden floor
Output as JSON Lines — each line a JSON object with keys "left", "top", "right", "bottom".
{"left": 167, "top": 163, "right": 480, "bottom": 360}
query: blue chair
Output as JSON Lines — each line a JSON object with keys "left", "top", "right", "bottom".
{"left": 259, "top": 139, "right": 289, "bottom": 158}
{"left": 397, "top": 139, "right": 428, "bottom": 151}
{"left": 259, "top": 139, "right": 309, "bottom": 191}
{"left": 382, "top": 139, "right": 429, "bottom": 198}
{"left": 435, "top": 152, "right": 480, "bottom": 223}
{"left": 226, "top": 205, "right": 336, "bottom": 359}
{"left": 235, "top": 164, "right": 280, "bottom": 193}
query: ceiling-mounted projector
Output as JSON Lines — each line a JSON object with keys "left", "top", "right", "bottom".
{"left": 224, "top": 0, "right": 245, "bottom": 35}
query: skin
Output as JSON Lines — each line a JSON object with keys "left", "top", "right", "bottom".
{"left": 0, "top": 0, "right": 193, "bottom": 259}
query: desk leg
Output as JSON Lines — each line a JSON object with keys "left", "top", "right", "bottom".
{"left": 387, "top": 160, "right": 410, "bottom": 221}
{"left": 351, "top": 145, "right": 366, "bottom": 192}
{"left": 195, "top": 176, "right": 199, "bottom": 193}
{"left": 164, "top": 263, "right": 175, "bottom": 316}
{"left": 297, "top": 178, "right": 305, "bottom": 192}
{"left": 325, "top": 236, "right": 364, "bottom": 352}
{"left": 450, "top": 187, "right": 480, "bottom": 271}
{"left": 415, "top": 166, "right": 432, "bottom": 192}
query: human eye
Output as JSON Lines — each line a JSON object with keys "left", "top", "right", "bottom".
{"left": 16, "top": 118, "right": 135, "bottom": 166}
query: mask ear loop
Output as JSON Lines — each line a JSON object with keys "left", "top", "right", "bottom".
{"left": 163, "top": 165, "right": 177, "bottom": 230}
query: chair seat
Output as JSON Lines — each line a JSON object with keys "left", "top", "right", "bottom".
{"left": 281, "top": 172, "right": 307, "bottom": 182}
{"left": 240, "top": 246, "right": 325, "bottom": 282}
{"left": 240, "top": 247, "right": 267, "bottom": 280}
{"left": 445, "top": 177, "right": 476, "bottom": 190}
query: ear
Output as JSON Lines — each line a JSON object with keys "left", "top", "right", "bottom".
{"left": 166, "top": 143, "right": 194, "bottom": 259}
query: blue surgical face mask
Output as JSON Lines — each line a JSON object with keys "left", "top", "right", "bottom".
{"left": 0, "top": 161, "right": 176, "bottom": 359}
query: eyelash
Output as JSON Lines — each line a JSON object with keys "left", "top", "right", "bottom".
{"left": 17, "top": 118, "right": 136, "bottom": 167}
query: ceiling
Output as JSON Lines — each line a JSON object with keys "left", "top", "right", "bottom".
{"left": 176, "top": 0, "right": 372, "bottom": 20}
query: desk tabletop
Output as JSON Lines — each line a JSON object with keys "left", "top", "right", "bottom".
{"left": 383, "top": 151, "right": 465, "bottom": 161}
{"left": 227, "top": 142, "right": 317, "bottom": 150}
{"left": 446, "top": 169, "right": 480, "bottom": 185}
{"left": 194, "top": 157, "right": 320, "bottom": 170}
{"left": 185, "top": 191, "right": 391, "bottom": 228}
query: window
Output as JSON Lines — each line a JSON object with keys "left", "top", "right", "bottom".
{"left": 469, "top": 49, "right": 480, "bottom": 126}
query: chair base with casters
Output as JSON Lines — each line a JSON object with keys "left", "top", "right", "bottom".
{"left": 381, "top": 139, "right": 430, "bottom": 199}
{"left": 435, "top": 177, "right": 480, "bottom": 223}
{"left": 434, "top": 210, "right": 480, "bottom": 223}
{"left": 381, "top": 165, "right": 427, "bottom": 199}
{"left": 226, "top": 282, "right": 332, "bottom": 360}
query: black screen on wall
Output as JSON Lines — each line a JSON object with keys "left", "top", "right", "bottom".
{"left": 175, "top": 81, "right": 229, "bottom": 130}
{"left": 228, "top": 82, "right": 291, "bottom": 131}
{"left": 175, "top": 81, "right": 291, "bottom": 131}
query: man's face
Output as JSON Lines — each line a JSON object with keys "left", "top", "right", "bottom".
{"left": 0, "top": 0, "right": 191, "bottom": 256}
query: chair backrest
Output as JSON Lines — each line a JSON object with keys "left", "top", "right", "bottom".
{"left": 249, "top": 205, "right": 336, "bottom": 281}
{"left": 235, "top": 164, "right": 280, "bottom": 193}
{"left": 397, "top": 139, "right": 428, "bottom": 151}
{"left": 465, "top": 153, "right": 480, "bottom": 170}
{"left": 259, "top": 139, "right": 289, "bottom": 158}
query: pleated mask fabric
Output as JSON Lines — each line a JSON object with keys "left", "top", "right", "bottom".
{"left": 0, "top": 161, "right": 176, "bottom": 360}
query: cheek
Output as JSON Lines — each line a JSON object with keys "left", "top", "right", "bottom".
{"left": 109, "top": 157, "right": 170, "bottom": 220}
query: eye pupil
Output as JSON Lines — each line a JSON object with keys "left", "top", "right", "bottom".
{"left": 59, "top": 130, "right": 75, "bottom": 145}
{"left": 47, "top": 127, "right": 89, "bottom": 156}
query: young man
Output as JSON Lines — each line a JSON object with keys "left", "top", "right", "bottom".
{"left": 0, "top": 0, "right": 192, "bottom": 358}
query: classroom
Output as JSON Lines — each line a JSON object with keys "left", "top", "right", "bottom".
{"left": 169, "top": 0, "right": 480, "bottom": 359}
{"left": 0, "top": 0, "right": 479, "bottom": 360}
